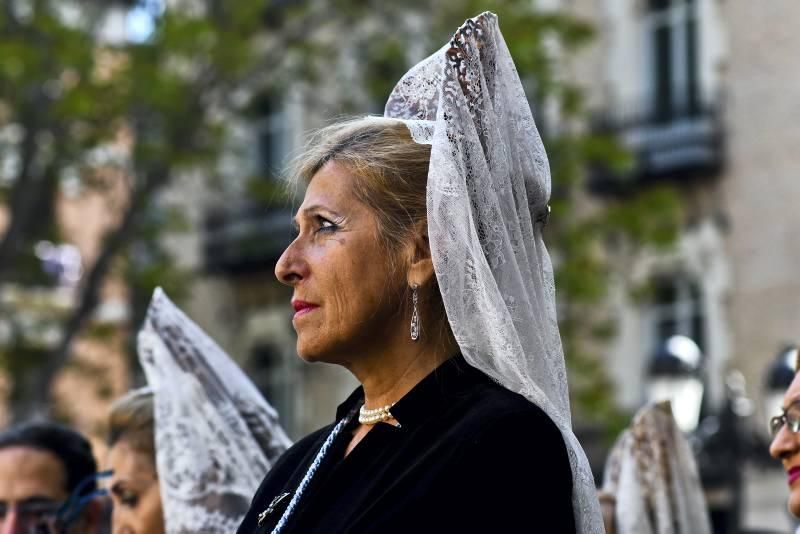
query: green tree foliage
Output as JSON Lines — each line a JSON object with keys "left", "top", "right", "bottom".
{"left": 0, "top": 0, "right": 382, "bottom": 418}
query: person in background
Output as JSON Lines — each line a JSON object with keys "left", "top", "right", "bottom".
{"left": 106, "top": 288, "right": 291, "bottom": 534}
{"left": 107, "top": 388, "right": 165, "bottom": 534}
{"left": 0, "top": 421, "right": 106, "bottom": 534}
{"left": 769, "top": 360, "right": 800, "bottom": 519}
{"left": 601, "top": 401, "right": 712, "bottom": 534}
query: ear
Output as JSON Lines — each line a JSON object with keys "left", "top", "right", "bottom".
{"left": 407, "top": 221, "right": 435, "bottom": 288}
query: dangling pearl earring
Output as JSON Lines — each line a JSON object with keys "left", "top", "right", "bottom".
{"left": 410, "top": 283, "right": 420, "bottom": 342}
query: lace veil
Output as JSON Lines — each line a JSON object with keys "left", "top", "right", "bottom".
{"left": 602, "top": 402, "right": 712, "bottom": 534}
{"left": 385, "top": 12, "right": 603, "bottom": 532}
{"left": 138, "top": 288, "right": 292, "bottom": 533}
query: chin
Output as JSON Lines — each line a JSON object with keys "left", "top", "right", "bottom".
{"left": 790, "top": 490, "right": 800, "bottom": 518}
{"left": 295, "top": 338, "right": 332, "bottom": 364}
{"left": 295, "top": 335, "right": 352, "bottom": 367}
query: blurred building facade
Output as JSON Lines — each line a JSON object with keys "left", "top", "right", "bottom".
{"left": 565, "top": 0, "right": 800, "bottom": 431}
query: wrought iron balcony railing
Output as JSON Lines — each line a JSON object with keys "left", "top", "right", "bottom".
{"left": 590, "top": 98, "right": 725, "bottom": 191}
{"left": 204, "top": 203, "right": 294, "bottom": 274}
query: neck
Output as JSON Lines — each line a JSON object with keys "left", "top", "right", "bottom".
{"left": 346, "top": 332, "right": 457, "bottom": 410}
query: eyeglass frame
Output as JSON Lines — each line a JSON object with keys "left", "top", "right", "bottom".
{"left": 0, "top": 470, "right": 113, "bottom": 534}
{"left": 53, "top": 470, "right": 113, "bottom": 532}
{"left": 0, "top": 499, "right": 64, "bottom": 533}
{"left": 769, "top": 399, "right": 800, "bottom": 438}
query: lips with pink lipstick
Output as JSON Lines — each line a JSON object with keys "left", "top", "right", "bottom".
{"left": 292, "top": 299, "right": 319, "bottom": 320}
{"left": 788, "top": 466, "right": 800, "bottom": 486}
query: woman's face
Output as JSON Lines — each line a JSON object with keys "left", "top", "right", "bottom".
{"left": 107, "top": 440, "right": 165, "bottom": 534}
{"left": 275, "top": 161, "right": 407, "bottom": 365}
{"left": 770, "top": 372, "right": 800, "bottom": 516}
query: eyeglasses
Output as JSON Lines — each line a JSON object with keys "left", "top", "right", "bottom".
{"left": 53, "top": 470, "right": 113, "bottom": 531}
{"left": 769, "top": 400, "right": 800, "bottom": 438}
{"left": 0, "top": 470, "right": 112, "bottom": 534}
{"left": 0, "top": 500, "right": 62, "bottom": 534}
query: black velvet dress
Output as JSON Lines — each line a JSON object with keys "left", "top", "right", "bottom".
{"left": 238, "top": 356, "right": 576, "bottom": 533}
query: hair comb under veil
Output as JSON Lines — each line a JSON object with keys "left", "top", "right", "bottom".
{"left": 385, "top": 12, "right": 603, "bottom": 532}
{"left": 137, "top": 288, "right": 292, "bottom": 533}
{"left": 602, "top": 401, "right": 712, "bottom": 534}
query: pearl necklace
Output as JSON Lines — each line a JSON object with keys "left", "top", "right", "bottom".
{"left": 359, "top": 402, "right": 396, "bottom": 425}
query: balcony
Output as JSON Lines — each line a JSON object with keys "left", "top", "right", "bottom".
{"left": 204, "top": 203, "right": 294, "bottom": 274}
{"left": 589, "top": 99, "right": 725, "bottom": 192}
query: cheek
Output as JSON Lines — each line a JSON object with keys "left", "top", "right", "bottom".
{"left": 309, "top": 239, "right": 380, "bottom": 306}
{"left": 790, "top": 489, "right": 800, "bottom": 517}
{"left": 110, "top": 485, "right": 165, "bottom": 534}
{"left": 296, "top": 242, "right": 401, "bottom": 357}
{"left": 112, "top": 504, "right": 140, "bottom": 533}
{"left": 331, "top": 248, "right": 396, "bottom": 318}
{"left": 141, "top": 484, "right": 166, "bottom": 533}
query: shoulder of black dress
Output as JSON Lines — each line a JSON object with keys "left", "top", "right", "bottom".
{"left": 455, "top": 377, "right": 563, "bottom": 438}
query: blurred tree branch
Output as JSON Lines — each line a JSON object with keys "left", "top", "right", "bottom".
{"left": 0, "top": 0, "right": 383, "bottom": 418}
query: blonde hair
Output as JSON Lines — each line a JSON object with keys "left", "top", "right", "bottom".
{"left": 108, "top": 387, "right": 155, "bottom": 461}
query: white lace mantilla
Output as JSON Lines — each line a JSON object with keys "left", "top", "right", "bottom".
{"left": 603, "top": 402, "right": 712, "bottom": 534}
{"left": 385, "top": 12, "right": 603, "bottom": 532}
{"left": 138, "top": 288, "right": 292, "bottom": 533}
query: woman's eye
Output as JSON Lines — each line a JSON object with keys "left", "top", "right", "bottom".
{"left": 315, "top": 216, "right": 339, "bottom": 234}
{"left": 120, "top": 492, "right": 139, "bottom": 507}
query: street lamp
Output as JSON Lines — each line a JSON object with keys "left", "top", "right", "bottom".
{"left": 764, "top": 344, "right": 798, "bottom": 431}
{"left": 645, "top": 335, "right": 705, "bottom": 433}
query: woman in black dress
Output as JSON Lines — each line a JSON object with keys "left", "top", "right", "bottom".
{"left": 239, "top": 12, "right": 602, "bottom": 534}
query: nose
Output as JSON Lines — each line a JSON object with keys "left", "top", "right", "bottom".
{"left": 770, "top": 422, "right": 799, "bottom": 461}
{"left": 0, "top": 509, "right": 20, "bottom": 534}
{"left": 275, "top": 238, "right": 308, "bottom": 287}
{"left": 113, "top": 519, "right": 135, "bottom": 534}
{"left": 111, "top": 507, "right": 134, "bottom": 534}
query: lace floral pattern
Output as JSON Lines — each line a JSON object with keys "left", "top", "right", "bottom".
{"left": 139, "top": 289, "right": 292, "bottom": 533}
{"left": 386, "top": 12, "right": 603, "bottom": 532}
{"left": 603, "top": 402, "right": 711, "bottom": 534}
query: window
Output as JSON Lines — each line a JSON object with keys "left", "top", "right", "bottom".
{"left": 252, "top": 95, "right": 288, "bottom": 178}
{"left": 644, "top": 0, "right": 699, "bottom": 122}
{"left": 649, "top": 274, "right": 705, "bottom": 354}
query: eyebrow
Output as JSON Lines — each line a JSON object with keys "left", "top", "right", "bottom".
{"left": 2, "top": 496, "right": 61, "bottom": 510}
{"left": 19, "top": 496, "right": 59, "bottom": 505}
{"left": 292, "top": 205, "right": 344, "bottom": 225}
{"left": 785, "top": 395, "right": 800, "bottom": 410}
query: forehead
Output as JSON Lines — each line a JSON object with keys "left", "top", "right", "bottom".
{"left": 0, "top": 446, "right": 68, "bottom": 501}
{"left": 107, "top": 440, "right": 156, "bottom": 483}
{"left": 785, "top": 372, "right": 800, "bottom": 404}
{"left": 300, "top": 161, "right": 357, "bottom": 211}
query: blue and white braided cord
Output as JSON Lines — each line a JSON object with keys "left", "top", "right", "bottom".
{"left": 271, "top": 412, "right": 353, "bottom": 534}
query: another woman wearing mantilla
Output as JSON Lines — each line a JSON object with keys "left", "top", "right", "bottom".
{"left": 238, "top": 12, "right": 603, "bottom": 533}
